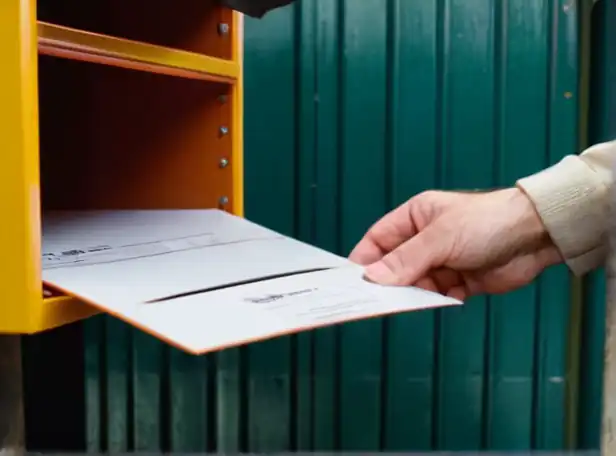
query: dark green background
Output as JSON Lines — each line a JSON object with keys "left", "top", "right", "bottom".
{"left": 22, "top": 0, "right": 615, "bottom": 452}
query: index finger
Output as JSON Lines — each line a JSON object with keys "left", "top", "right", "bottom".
{"left": 348, "top": 200, "right": 417, "bottom": 265}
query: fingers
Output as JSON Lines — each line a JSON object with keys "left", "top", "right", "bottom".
{"left": 363, "top": 227, "right": 449, "bottom": 286}
{"left": 475, "top": 245, "right": 563, "bottom": 295}
{"left": 349, "top": 201, "right": 416, "bottom": 265}
{"left": 392, "top": 267, "right": 470, "bottom": 301}
{"left": 431, "top": 268, "right": 460, "bottom": 292}
{"left": 415, "top": 277, "right": 439, "bottom": 293}
{"left": 446, "top": 285, "right": 469, "bottom": 301}
{"left": 415, "top": 269, "right": 462, "bottom": 295}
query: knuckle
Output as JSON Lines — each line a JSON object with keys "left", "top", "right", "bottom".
{"left": 415, "top": 190, "right": 435, "bottom": 202}
{"left": 417, "top": 189, "right": 444, "bottom": 201}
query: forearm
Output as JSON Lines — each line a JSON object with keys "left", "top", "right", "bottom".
{"left": 515, "top": 141, "right": 614, "bottom": 276}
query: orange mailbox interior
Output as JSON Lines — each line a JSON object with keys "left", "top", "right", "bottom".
{"left": 0, "top": 0, "right": 243, "bottom": 333}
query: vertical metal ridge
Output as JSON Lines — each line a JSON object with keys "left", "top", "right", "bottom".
{"left": 85, "top": 317, "right": 104, "bottom": 452}
{"left": 481, "top": 0, "right": 506, "bottom": 448}
{"left": 126, "top": 319, "right": 134, "bottom": 452}
{"left": 431, "top": 0, "right": 448, "bottom": 448}
{"left": 159, "top": 345, "right": 171, "bottom": 452}
{"left": 289, "top": 333, "right": 299, "bottom": 450}
{"left": 379, "top": 0, "right": 399, "bottom": 448}
{"left": 206, "top": 350, "right": 217, "bottom": 452}
{"left": 530, "top": 0, "right": 554, "bottom": 443}
{"left": 384, "top": 0, "right": 399, "bottom": 211}
{"left": 291, "top": 0, "right": 317, "bottom": 449}
{"left": 294, "top": 0, "right": 317, "bottom": 244}
{"left": 491, "top": 0, "right": 507, "bottom": 187}
{"left": 293, "top": 0, "right": 303, "bottom": 241}
{"left": 237, "top": 347, "right": 248, "bottom": 452}
{"left": 332, "top": 0, "right": 345, "bottom": 450}
{"left": 534, "top": 0, "right": 577, "bottom": 448}
{"left": 565, "top": 0, "right": 595, "bottom": 447}
{"left": 334, "top": 0, "right": 345, "bottom": 257}
{"left": 103, "top": 317, "right": 131, "bottom": 452}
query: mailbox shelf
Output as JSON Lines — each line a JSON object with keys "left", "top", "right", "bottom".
{"left": 0, "top": 0, "right": 243, "bottom": 334}
{"left": 37, "top": 0, "right": 236, "bottom": 60}
{"left": 38, "top": 22, "right": 240, "bottom": 84}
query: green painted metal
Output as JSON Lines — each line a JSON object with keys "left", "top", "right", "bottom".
{"left": 241, "top": 0, "right": 577, "bottom": 450}
{"left": 21, "top": 0, "right": 591, "bottom": 452}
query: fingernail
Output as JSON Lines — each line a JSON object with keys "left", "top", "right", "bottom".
{"left": 364, "top": 261, "right": 398, "bottom": 285}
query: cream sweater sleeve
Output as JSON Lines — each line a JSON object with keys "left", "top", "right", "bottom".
{"left": 516, "top": 140, "right": 614, "bottom": 276}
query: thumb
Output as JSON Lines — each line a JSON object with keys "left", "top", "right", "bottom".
{"left": 363, "top": 228, "right": 448, "bottom": 286}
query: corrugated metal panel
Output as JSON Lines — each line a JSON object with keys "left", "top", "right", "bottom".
{"left": 240, "top": 0, "right": 577, "bottom": 450}
{"left": 22, "top": 0, "right": 583, "bottom": 452}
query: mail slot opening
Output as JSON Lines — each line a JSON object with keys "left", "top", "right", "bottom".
{"left": 37, "top": 0, "right": 234, "bottom": 60}
{"left": 38, "top": 55, "right": 234, "bottom": 214}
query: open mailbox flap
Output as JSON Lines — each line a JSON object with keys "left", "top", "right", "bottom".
{"left": 42, "top": 210, "right": 462, "bottom": 354}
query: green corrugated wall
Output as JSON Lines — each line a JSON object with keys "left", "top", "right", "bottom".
{"left": 242, "top": 0, "right": 576, "bottom": 450}
{"left": 21, "top": 0, "right": 612, "bottom": 452}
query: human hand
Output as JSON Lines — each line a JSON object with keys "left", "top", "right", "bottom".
{"left": 349, "top": 188, "right": 563, "bottom": 300}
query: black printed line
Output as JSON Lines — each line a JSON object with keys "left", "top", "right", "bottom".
{"left": 42, "top": 236, "right": 286, "bottom": 270}
{"left": 144, "top": 268, "right": 332, "bottom": 304}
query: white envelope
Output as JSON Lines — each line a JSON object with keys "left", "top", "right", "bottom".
{"left": 42, "top": 209, "right": 462, "bottom": 354}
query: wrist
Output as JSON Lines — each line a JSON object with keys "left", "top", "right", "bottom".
{"left": 503, "top": 187, "right": 553, "bottom": 252}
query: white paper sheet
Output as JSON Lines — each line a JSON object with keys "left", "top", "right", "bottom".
{"left": 42, "top": 209, "right": 462, "bottom": 354}
{"left": 125, "top": 266, "right": 461, "bottom": 353}
{"left": 42, "top": 210, "right": 347, "bottom": 303}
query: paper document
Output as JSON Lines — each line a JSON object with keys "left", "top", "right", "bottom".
{"left": 42, "top": 209, "right": 462, "bottom": 354}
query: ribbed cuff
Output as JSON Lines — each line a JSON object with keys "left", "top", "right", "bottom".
{"left": 516, "top": 155, "right": 608, "bottom": 276}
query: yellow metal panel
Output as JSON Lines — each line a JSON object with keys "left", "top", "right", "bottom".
{"left": 38, "top": 22, "right": 240, "bottom": 84}
{"left": 0, "top": 0, "right": 41, "bottom": 332}
{"left": 0, "top": 4, "right": 243, "bottom": 334}
{"left": 0, "top": 1, "right": 100, "bottom": 333}
{"left": 231, "top": 11, "right": 244, "bottom": 216}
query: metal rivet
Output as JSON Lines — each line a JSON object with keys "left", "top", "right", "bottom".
{"left": 219, "top": 158, "right": 229, "bottom": 168}
{"left": 563, "top": 3, "right": 570, "bottom": 11}
{"left": 219, "top": 196, "right": 229, "bottom": 205}
{"left": 219, "top": 126, "right": 229, "bottom": 136}
{"left": 218, "top": 23, "right": 229, "bottom": 35}
{"left": 218, "top": 94, "right": 228, "bottom": 104}
{"left": 564, "top": 91, "right": 573, "bottom": 99}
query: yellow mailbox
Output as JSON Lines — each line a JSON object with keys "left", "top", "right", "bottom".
{"left": 1, "top": 0, "right": 243, "bottom": 333}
